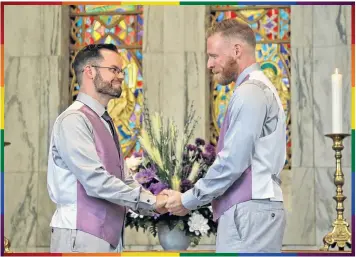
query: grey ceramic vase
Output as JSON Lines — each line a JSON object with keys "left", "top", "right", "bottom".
{"left": 157, "top": 222, "right": 191, "bottom": 250}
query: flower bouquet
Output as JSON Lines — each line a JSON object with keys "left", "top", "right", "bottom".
{"left": 125, "top": 103, "right": 218, "bottom": 247}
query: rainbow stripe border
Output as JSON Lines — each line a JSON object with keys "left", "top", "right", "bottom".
{"left": 0, "top": 1, "right": 355, "bottom": 256}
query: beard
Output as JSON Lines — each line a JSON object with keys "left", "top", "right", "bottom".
{"left": 213, "top": 57, "right": 238, "bottom": 85}
{"left": 94, "top": 72, "right": 122, "bottom": 98}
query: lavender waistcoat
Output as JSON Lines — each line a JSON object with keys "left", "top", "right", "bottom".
{"left": 77, "top": 105, "right": 126, "bottom": 247}
{"left": 211, "top": 72, "right": 285, "bottom": 222}
{"left": 211, "top": 102, "right": 252, "bottom": 222}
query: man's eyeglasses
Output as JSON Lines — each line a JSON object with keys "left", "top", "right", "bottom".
{"left": 85, "top": 65, "right": 125, "bottom": 76}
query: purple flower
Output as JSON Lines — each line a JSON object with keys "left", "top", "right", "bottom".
{"left": 202, "top": 152, "right": 216, "bottom": 165}
{"left": 182, "top": 165, "right": 192, "bottom": 178}
{"left": 135, "top": 168, "right": 156, "bottom": 184}
{"left": 195, "top": 138, "right": 205, "bottom": 146}
{"left": 148, "top": 181, "right": 169, "bottom": 195}
{"left": 187, "top": 144, "right": 197, "bottom": 151}
{"left": 205, "top": 144, "right": 216, "bottom": 154}
{"left": 133, "top": 152, "right": 144, "bottom": 158}
{"left": 180, "top": 179, "right": 193, "bottom": 192}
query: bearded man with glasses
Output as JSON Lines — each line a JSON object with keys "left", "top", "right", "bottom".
{"left": 47, "top": 44, "right": 168, "bottom": 253}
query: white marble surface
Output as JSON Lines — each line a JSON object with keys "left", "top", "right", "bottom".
{"left": 313, "top": 5, "right": 352, "bottom": 47}
{"left": 38, "top": 56, "right": 70, "bottom": 171}
{"left": 142, "top": 53, "right": 164, "bottom": 112}
{"left": 36, "top": 172, "right": 56, "bottom": 247}
{"left": 4, "top": 57, "right": 41, "bottom": 173}
{"left": 186, "top": 52, "right": 210, "bottom": 140}
{"left": 291, "top": 6, "right": 313, "bottom": 48}
{"left": 312, "top": 45, "right": 351, "bottom": 168}
{"left": 183, "top": 6, "right": 208, "bottom": 52}
{"left": 143, "top": 6, "right": 164, "bottom": 53}
{"left": 4, "top": 172, "right": 38, "bottom": 248}
{"left": 283, "top": 168, "right": 315, "bottom": 245}
{"left": 41, "top": 6, "right": 70, "bottom": 56}
{"left": 163, "top": 6, "right": 185, "bottom": 53}
{"left": 143, "top": 6, "right": 208, "bottom": 139}
{"left": 291, "top": 47, "right": 314, "bottom": 168}
{"left": 4, "top": 6, "right": 42, "bottom": 57}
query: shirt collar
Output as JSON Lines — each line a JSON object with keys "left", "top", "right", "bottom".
{"left": 235, "top": 62, "right": 261, "bottom": 87}
{"left": 76, "top": 92, "right": 106, "bottom": 117}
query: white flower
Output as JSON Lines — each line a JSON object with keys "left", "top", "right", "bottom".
{"left": 125, "top": 155, "right": 143, "bottom": 172}
{"left": 128, "top": 209, "right": 139, "bottom": 218}
{"left": 188, "top": 212, "right": 210, "bottom": 236}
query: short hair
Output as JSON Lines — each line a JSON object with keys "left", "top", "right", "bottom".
{"left": 73, "top": 44, "right": 118, "bottom": 85}
{"left": 207, "top": 19, "right": 256, "bottom": 49}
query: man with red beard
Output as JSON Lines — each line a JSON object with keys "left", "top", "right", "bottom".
{"left": 47, "top": 44, "right": 167, "bottom": 253}
{"left": 164, "top": 19, "right": 287, "bottom": 253}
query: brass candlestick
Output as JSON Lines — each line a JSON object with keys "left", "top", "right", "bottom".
{"left": 320, "top": 133, "right": 351, "bottom": 251}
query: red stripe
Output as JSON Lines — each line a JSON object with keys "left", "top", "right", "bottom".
{"left": 352, "top": 5, "right": 355, "bottom": 44}
{"left": 1, "top": 1, "right": 62, "bottom": 5}
{"left": 0, "top": 2, "right": 4, "bottom": 45}
{"left": 6, "top": 253, "right": 62, "bottom": 256}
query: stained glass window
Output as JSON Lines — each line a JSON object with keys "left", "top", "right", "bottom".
{"left": 209, "top": 5, "right": 291, "bottom": 169}
{"left": 70, "top": 5, "right": 144, "bottom": 157}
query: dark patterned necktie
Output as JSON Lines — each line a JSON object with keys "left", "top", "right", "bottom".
{"left": 102, "top": 111, "right": 121, "bottom": 158}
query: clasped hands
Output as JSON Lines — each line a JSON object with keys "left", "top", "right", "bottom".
{"left": 155, "top": 189, "right": 189, "bottom": 216}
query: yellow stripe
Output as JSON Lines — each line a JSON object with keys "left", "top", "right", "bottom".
{"left": 122, "top": 1, "right": 179, "bottom": 5}
{"left": 122, "top": 253, "right": 179, "bottom": 257}
{"left": 0, "top": 87, "right": 4, "bottom": 130}
{"left": 352, "top": 87, "right": 355, "bottom": 130}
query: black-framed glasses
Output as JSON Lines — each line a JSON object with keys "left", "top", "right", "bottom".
{"left": 84, "top": 65, "right": 125, "bottom": 75}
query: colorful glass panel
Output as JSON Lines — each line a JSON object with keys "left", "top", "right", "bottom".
{"left": 70, "top": 5, "right": 144, "bottom": 157}
{"left": 210, "top": 6, "right": 291, "bottom": 169}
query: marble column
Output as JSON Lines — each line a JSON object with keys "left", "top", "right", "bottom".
{"left": 124, "top": 5, "right": 214, "bottom": 249}
{"left": 285, "top": 5, "right": 352, "bottom": 249}
{"left": 142, "top": 5, "right": 210, "bottom": 141}
{"left": 4, "top": 5, "right": 70, "bottom": 251}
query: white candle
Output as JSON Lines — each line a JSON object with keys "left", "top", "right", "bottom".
{"left": 331, "top": 68, "right": 343, "bottom": 133}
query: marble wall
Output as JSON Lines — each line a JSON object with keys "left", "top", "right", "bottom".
{"left": 3, "top": 4, "right": 353, "bottom": 252}
{"left": 286, "top": 5, "right": 352, "bottom": 250}
{"left": 142, "top": 5, "right": 210, "bottom": 141}
{"left": 4, "top": 5, "right": 70, "bottom": 251}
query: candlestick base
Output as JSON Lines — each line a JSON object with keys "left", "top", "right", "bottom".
{"left": 320, "top": 218, "right": 352, "bottom": 251}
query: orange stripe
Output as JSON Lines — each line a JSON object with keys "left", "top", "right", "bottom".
{"left": 352, "top": 44, "right": 355, "bottom": 88}
{"left": 63, "top": 1, "right": 122, "bottom": 5}
{"left": 1, "top": 45, "right": 3, "bottom": 87}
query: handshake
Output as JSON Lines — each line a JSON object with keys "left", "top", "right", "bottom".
{"left": 154, "top": 189, "right": 189, "bottom": 216}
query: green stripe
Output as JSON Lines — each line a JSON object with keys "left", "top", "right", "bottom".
{"left": 0, "top": 129, "right": 3, "bottom": 172}
{"left": 352, "top": 129, "right": 355, "bottom": 172}
{"left": 180, "top": 254, "right": 238, "bottom": 257}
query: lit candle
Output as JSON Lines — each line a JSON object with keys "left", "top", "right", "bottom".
{"left": 331, "top": 68, "right": 343, "bottom": 133}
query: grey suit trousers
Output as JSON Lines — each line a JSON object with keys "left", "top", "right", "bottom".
{"left": 216, "top": 200, "right": 286, "bottom": 253}
{"left": 50, "top": 228, "right": 123, "bottom": 253}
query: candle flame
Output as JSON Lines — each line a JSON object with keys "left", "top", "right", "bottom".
{"left": 335, "top": 68, "right": 339, "bottom": 74}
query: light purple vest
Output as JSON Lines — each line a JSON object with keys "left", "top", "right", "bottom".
{"left": 77, "top": 105, "right": 126, "bottom": 247}
{"left": 211, "top": 103, "right": 252, "bottom": 222}
{"left": 211, "top": 75, "right": 252, "bottom": 222}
